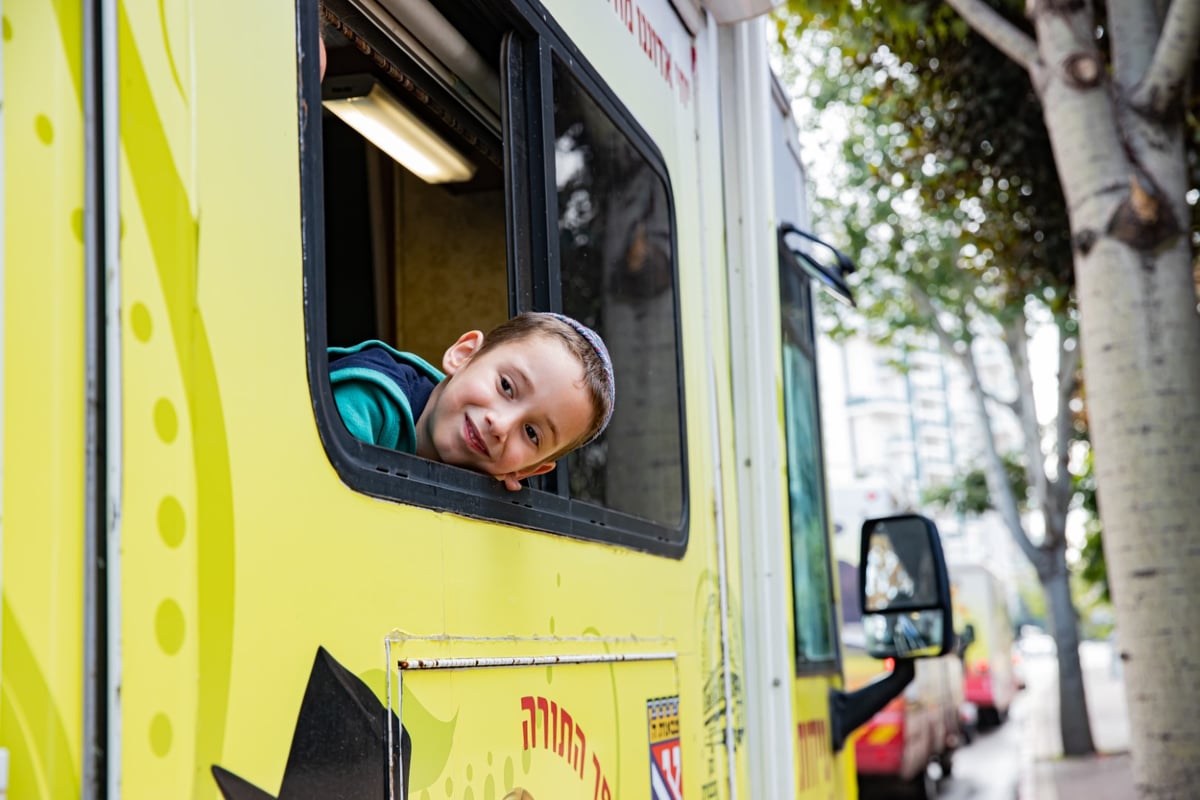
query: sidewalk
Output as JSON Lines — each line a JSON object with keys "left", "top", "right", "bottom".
{"left": 1017, "top": 640, "right": 1135, "bottom": 800}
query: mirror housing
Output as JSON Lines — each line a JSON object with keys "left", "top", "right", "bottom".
{"left": 859, "top": 513, "right": 953, "bottom": 659}
{"left": 829, "top": 513, "right": 955, "bottom": 752}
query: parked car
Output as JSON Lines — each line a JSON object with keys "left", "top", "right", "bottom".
{"left": 841, "top": 560, "right": 963, "bottom": 799}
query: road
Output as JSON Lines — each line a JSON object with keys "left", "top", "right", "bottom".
{"left": 859, "top": 639, "right": 1129, "bottom": 800}
{"left": 858, "top": 697, "right": 1025, "bottom": 800}
{"left": 937, "top": 709, "right": 1024, "bottom": 800}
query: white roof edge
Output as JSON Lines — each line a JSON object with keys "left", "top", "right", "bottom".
{"left": 701, "top": 0, "right": 785, "bottom": 25}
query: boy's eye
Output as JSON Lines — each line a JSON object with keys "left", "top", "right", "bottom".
{"left": 500, "top": 377, "right": 514, "bottom": 397}
{"left": 524, "top": 424, "right": 540, "bottom": 446}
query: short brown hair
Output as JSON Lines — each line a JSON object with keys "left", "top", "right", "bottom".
{"left": 474, "top": 312, "right": 614, "bottom": 459}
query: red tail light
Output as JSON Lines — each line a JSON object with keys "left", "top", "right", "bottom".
{"left": 884, "top": 657, "right": 896, "bottom": 672}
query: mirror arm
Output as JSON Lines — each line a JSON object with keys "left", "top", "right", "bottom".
{"left": 827, "top": 659, "right": 915, "bottom": 753}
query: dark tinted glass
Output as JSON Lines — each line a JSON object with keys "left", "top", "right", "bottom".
{"left": 780, "top": 271, "right": 837, "bottom": 667}
{"left": 552, "top": 57, "right": 683, "bottom": 528}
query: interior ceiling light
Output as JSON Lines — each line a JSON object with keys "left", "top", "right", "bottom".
{"left": 323, "top": 74, "right": 477, "bottom": 184}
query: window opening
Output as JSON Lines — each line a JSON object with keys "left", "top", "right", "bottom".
{"left": 302, "top": 0, "right": 688, "bottom": 555}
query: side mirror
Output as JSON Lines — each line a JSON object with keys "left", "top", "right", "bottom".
{"left": 859, "top": 514, "right": 953, "bottom": 659}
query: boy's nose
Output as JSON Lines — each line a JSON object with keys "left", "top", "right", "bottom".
{"left": 485, "top": 409, "right": 514, "bottom": 441}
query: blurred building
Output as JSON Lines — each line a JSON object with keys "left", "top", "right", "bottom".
{"left": 817, "top": 329, "right": 1027, "bottom": 588}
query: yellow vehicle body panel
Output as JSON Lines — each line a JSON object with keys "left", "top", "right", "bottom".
{"left": 1, "top": 2, "right": 87, "bottom": 798}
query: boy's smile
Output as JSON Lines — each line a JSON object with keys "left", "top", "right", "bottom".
{"left": 415, "top": 330, "right": 594, "bottom": 490}
{"left": 463, "top": 417, "right": 489, "bottom": 456}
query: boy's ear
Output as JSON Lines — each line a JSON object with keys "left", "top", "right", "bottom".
{"left": 500, "top": 462, "right": 557, "bottom": 492}
{"left": 442, "top": 330, "right": 485, "bottom": 375}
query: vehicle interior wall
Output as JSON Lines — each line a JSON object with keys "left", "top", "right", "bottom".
{"left": 320, "top": 14, "right": 508, "bottom": 363}
{"left": 393, "top": 169, "right": 507, "bottom": 360}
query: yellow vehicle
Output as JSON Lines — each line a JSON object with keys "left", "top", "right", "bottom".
{"left": 951, "top": 563, "right": 1018, "bottom": 727}
{"left": 1, "top": 1, "right": 955, "bottom": 798}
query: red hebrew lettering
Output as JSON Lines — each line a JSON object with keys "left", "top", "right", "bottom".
{"left": 797, "top": 719, "right": 832, "bottom": 789}
{"left": 610, "top": 0, "right": 633, "bottom": 32}
{"left": 820, "top": 720, "right": 831, "bottom": 779}
{"left": 634, "top": 9, "right": 676, "bottom": 91}
{"left": 521, "top": 696, "right": 536, "bottom": 750}
{"left": 804, "top": 722, "right": 811, "bottom": 786}
{"left": 559, "top": 708, "right": 573, "bottom": 758}
{"left": 516, "top": 696, "right": 607, "bottom": 787}
{"left": 601, "top": 779, "right": 612, "bottom": 800}
{"left": 575, "top": 724, "right": 587, "bottom": 777}
{"left": 592, "top": 753, "right": 603, "bottom": 800}
{"left": 800, "top": 723, "right": 809, "bottom": 789}
{"left": 537, "top": 697, "right": 550, "bottom": 749}
{"left": 815, "top": 721, "right": 823, "bottom": 784}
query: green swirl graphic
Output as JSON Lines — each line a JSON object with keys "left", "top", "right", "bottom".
{"left": 118, "top": 4, "right": 237, "bottom": 797}
{"left": 157, "top": 0, "right": 187, "bottom": 100}
{"left": 0, "top": 598, "right": 81, "bottom": 798}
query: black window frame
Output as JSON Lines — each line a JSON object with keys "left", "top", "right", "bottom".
{"left": 777, "top": 225, "right": 850, "bottom": 676}
{"left": 296, "top": 0, "right": 689, "bottom": 557}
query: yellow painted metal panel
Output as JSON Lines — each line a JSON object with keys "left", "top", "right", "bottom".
{"left": 113, "top": 1, "right": 734, "bottom": 797}
{"left": 0, "top": 1, "right": 87, "bottom": 798}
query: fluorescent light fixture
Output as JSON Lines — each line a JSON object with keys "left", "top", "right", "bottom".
{"left": 323, "top": 75, "right": 476, "bottom": 184}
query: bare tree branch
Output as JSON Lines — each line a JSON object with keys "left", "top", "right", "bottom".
{"left": 1131, "top": 0, "right": 1200, "bottom": 115}
{"left": 943, "top": 0, "right": 1039, "bottom": 72}
{"left": 1003, "top": 313, "right": 1045, "bottom": 499}
{"left": 982, "top": 388, "right": 1021, "bottom": 416}
{"left": 909, "top": 282, "right": 1044, "bottom": 565}
{"left": 1107, "top": 0, "right": 1159, "bottom": 89}
{"left": 1053, "top": 337, "right": 1081, "bottom": 481}
{"left": 1042, "top": 334, "right": 1081, "bottom": 548}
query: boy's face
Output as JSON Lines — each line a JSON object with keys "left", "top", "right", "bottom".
{"left": 415, "top": 331, "right": 594, "bottom": 491}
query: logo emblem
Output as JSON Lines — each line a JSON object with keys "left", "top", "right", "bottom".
{"left": 647, "top": 696, "right": 682, "bottom": 800}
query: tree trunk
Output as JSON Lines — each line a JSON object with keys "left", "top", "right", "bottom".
{"left": 1009, "top": 313, "right": 1094, "bottom": 756}
{"left": 1038, "top": 32, "right": 1200, "bottom": 800}
{"left": 1040, "top": 546, "right": 1095, "bottom": 755}
{"left": 1074, "top": 221, "right": 1200, "bottom": 795}
{"left": 942, "top": 1, "right": 1200, "bottom": 791}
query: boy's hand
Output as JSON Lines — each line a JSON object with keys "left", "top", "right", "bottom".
{"left": 501, "top": 474, "right": 524, "bottom": 492}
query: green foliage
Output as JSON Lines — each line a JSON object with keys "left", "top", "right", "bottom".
{"left": 771, "top": 0, "right": 1090, "bottom": 586}
{"left": 921, "top": 452, "right": 1029, "bottom": 515}
{"left": 777, "top": 1, "right": 1074, "bottom": 326}
{"left": 1073, "top": 443, "right": 1109, "bottom": 603}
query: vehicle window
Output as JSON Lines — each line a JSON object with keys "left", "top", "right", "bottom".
{"left": 552, "top": 56, "right": 685, "bottom": 530}
{"left": 299, "top": 0, "right": 688, "bottom": 554}
{"left": 779, "top": 256, "right": 839, "bottom": 670}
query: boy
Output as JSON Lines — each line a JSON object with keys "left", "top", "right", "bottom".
{"left": 329, "top": 312, "right": 614, "bottom": 491}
